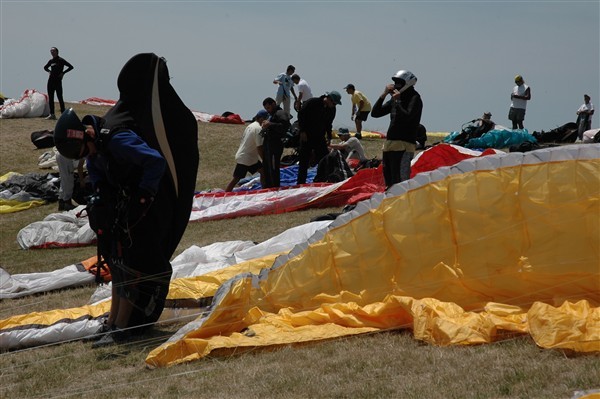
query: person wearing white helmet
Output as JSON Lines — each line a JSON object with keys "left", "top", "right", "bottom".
{"left": 371, "top": 69, "right": 423, "bottom": 188}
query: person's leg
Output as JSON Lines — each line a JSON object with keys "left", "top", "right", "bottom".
{"left": 313, "top": 138, "right": 329, "bottom": 167}
{"left": 400, "top": 151, "right": 413, "bottom": 182}
{"left": 225, "top": 177, "right": 241, "bottom": 192}
{"left": 384, "top": 150, "right": 403, "bottom": 188}
{"left": 517, "top": 109, "right": 525, "bottom": 130}
{"left": 226, "top": 164, "right": 246, "bottom": 192}
{"left": 355, "top": 118, "right": 363, "bottom": 139}
{"left": 57, "top": 154, "right": 76, "bottom": 210}
{"left": 272, "top": 142, "right": 283, "bottom": 187}
{"left": 55, "top": 81, "right": 65, "bottom": 113}
{"left": 282, "top": 96, "right": 291, "bottom": 115}
{"left": 47, "top": 80, "right": 56, "bottom": 116}
{"left": 297, "top": 142, "right": 311, "bottom": 185}
{"left": 263, "top": 141, "right": 275, "bottom": 188}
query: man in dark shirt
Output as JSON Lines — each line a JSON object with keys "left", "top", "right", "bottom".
{"left": 371, "top": 70, "right": 423, "bottom": 188}
{"left": 261, "top": 97, "right": 292, "bottom": 188}
{"left": 296, "top": 91, "right": 341, "bottom": 184}
{"left": 43, "top": 47, "right": 74, "bottom": 120}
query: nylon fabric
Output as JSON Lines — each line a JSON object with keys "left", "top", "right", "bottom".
{"left": 146, "top": 145, "right": 600, "bottom": 367}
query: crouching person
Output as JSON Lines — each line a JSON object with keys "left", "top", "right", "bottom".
{"left": 53, "top": 53, "right": 199, "bottom": 347}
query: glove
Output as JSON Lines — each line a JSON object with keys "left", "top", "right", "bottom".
{"left": 127, "top": 188, "right": 155, "bottom": 225}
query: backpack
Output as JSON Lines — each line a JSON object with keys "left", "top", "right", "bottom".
{"left": 31, "top": 130, "right": 55, "bottom": 149}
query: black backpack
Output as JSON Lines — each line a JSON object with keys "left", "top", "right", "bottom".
{"left": 30, "top": 130, "right": 55, "bottom": 149}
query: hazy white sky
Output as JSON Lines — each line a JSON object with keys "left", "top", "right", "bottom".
{"left": 1, "top": 0, "right": 598, "bottom": 132}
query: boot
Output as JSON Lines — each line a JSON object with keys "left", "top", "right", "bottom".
{"left": 58, "top": 199, "right": 76, "bottom": 211}
{"left": 91, "top": 326, "right": 130, "bottom": 349}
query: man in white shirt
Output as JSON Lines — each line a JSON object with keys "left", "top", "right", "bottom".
{"left": 576, "top": 94, "right": 594, "bottom": 140}
{"left": 225, "top": 110, "right": 269, "bottom": 191}
{"left": 291, "top": 74, "right": 313, "bottom": 112}
{"left": 508, "top": 74, "right": 531, "bottom": 130}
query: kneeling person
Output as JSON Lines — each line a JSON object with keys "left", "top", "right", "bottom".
{"left": 226, "top": 110, "right": 270, "bottom": 191}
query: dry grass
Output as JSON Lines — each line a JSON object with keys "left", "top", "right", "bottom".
{"left": 1, "top": 104, "right": 598, "bottom": 399}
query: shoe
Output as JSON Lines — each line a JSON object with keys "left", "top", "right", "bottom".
{"left": 83, "top": 321, "right": 112, "bottom": 342}
{"left": 91, "top": 326, "right": 130, "bottom": 349}
{"left": 355, "top": 133, "right": 362, "bottom": 140}
{"left": 45, "top": 114, "right": 56, "bottom": 120}
{"left": 58, "top": 200, "right": 76, "bottom": 211}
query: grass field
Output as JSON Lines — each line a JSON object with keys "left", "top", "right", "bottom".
{"left": 0, "top": 103, "right": 598, "bottom": 399}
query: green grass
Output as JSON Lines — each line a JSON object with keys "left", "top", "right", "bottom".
{"left": 0, "top": 103, "right": 598, "bottom": 399}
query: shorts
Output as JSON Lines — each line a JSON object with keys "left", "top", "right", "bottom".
{"left": 233, "top": 161, "right": 262, "bottom": 179}
{"left": 508, "top": 107, "right": 526, "bottom": 122}
{"left": 356, "top": 111, "right": 370, "bottom": 122}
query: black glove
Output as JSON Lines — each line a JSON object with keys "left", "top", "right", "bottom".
{"left": 127, "top": 188, "right": 155, "bottom": 225}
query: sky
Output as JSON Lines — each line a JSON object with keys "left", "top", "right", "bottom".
{"left": 1, "top": 0, "right": 599, "bottom": 133}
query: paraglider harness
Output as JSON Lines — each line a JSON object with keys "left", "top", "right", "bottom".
{"left": 79, "top": 125, "right": 154, "bottom": 284}
{"left": 447, "top": 119, "right": 494, "bottom": 147}
{"left": 281, "top": 121, "right": 301, "bottom": 166}
{"left": 532, "top": 122, "right": 579, "bottom": 144}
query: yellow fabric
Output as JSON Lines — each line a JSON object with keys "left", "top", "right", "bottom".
{"left": 333, "top": 130, "right": 384, "bottom": 139}
{"left": 0, "top": 302, "right": 110, "bottom": 330}
{"left": 0, "top": 172, "right": 46, "bottom": 213}
{"left": 167, "top": 254, "right": 280, "bottom": 300}
{"left": 0, "top": 198, "right": 46, "bottom": 214}
{"left": 146, "top": 157, "right": 600, "bottom": 368}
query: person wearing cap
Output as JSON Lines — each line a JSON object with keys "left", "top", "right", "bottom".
{"left": 508, "top": 75, "right": 531, "bottom": 130}
{"left": 225, "top": 110, "right": 269, "bottom": 192}
{"left": 296, "top": 91, "right": 341, "bottom": 184}
{"left": 329, "top": 127, "right": 367, "bottom": 163}
{"left": 273, "top": 65, "right": 298, "bottom": 115}
{"left": 344, "top": 84, "right": 372, "bottom": 140}
{"left": 291, "top": 74, "right": 313, "bottom": 112}
{"left": 371, "top": 70, "right": 423, "bottom": 188}
{"left": 262, "top": 97, "right": 292, "bottom": 188}
{"left": 43, "top": 47, "right": 74, "bottom": 120}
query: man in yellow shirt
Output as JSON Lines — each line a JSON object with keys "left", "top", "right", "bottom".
{"left": 344, "top": 84, "right": 371, "bottom": 139}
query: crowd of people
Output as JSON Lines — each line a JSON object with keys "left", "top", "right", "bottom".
{"left": 227, "top": 66, "right": 424, "bottom": 191}
{"left": 228, "top": 69, "right": 596, "bottom": 192}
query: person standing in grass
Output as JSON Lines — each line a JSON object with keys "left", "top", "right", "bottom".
{"left": 508, "top": 74, "right": 531, "bottom": 130}
{"left": 53, "top": 53, "right": 198, "bottom": 348}
{"left": 296, "top": 91, "right": 341, "bottom": 185}
{"left": 344, "top": 83, "right": 371, "bottom": 140}
{"left": 43, "top": 47, "right": 74, "bottom": 120}
{"left": 371, "top": 70, "right": 423, "bottom": 188}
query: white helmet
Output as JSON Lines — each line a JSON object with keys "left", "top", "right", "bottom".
{"left": 392, "top": 70, "right": 417, "bottom": 93}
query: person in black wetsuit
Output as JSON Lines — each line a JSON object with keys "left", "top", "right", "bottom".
{"left": 43, "top": 47, "right": 74, "bottom": 120}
